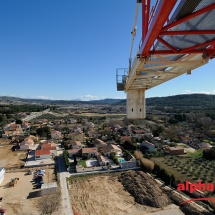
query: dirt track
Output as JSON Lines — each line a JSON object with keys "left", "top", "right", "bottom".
{"left": 69, "top": 173, "right": 175, "bottom": 215}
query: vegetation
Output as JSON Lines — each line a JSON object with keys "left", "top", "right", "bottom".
{"left": 153, "top": 163, "right": 176, "bottom": 186}
{"left": 78, "top": 160, "right": 87, "bottom": 168}
{"left": 63, "top": 151, "right": 70, "bottom": 168}
{"left": 36, "top": 126, "right": 51, "bottom": 138}
{"left": 110, "top": 152, "right": 119, "bottom": 165}
{"left": 203, "top": 148, "right": 215, "bottom": 160}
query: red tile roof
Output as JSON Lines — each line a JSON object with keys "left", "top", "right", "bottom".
{"left": 35, "top": 149, "right": 50, "bottom": 156}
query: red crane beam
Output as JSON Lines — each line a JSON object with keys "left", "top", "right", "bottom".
{"left": 142, "top": 0, "right": 150, "bottom": 40}
{"left": 160, "top": 30, "right": 215, "bottom": 36}
{"left": 162, "top": 3, "right": 215, "bottom": 31}
{"left": 139, "top": 0, "right": 177, "bottom": 57}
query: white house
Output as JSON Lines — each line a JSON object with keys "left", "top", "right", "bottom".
{"left": 141, "top": 141, "right": 155, "bottom": 152}
{"left": 71, "top": 141, "right": 83, "bottom": 149}
{"left": 0, "top": 168, "right": 5, "bottom": 185}
{"left": 103, "top": 144, "right": 122, "bottom": 157}
{"left": 51, "top": 130, "right": 62, "bottom": 140}
{"left": 82, "top": 148, "right": 98, "bottom": 158}
{"left": 35, "top": 149, "right": 51, "bottom": 160}
{"left": 19, "top": 138, "right": 34, "bottom": 150}
{"left": 67, "top": 149, "right": 81, "bottom": 158}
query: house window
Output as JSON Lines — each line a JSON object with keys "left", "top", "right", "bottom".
{"left": 36, "top": 156, "right": 40, "bottom": 158}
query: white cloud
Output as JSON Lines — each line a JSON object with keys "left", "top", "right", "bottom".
{"left": 35, "top": 96, "right": 54, "bottom": 100}
{"left": 80, "top": 94, "right": 98, "bottom": 100}
{"left": 183, "top": 90, "right": 215, "bottom": 95}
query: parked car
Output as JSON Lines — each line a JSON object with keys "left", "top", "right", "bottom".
{"left": 37, "top": 169, "right": 45, "bottom": 173}
{"left": 36, "top": 180, "right": 44, "bottom": 185}
{"left": 34, "top": 184, "right": 42, "bottom": 189}
{"left": 34, "top": 173, "right": 44, "bottom": 177}
{"left": 34, "top": 176, "right": 43, "bottom": 181}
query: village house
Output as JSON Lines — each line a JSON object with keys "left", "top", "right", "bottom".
{"left": 103, "top": 144, "right": 122, "bottom": 157}
{"left": 92, "top": 138, "right": 107, "bottom": 149}
{"left": 9, "top": 124, "right": 21, "bottom": 131}
{"left": 67, "top": 148, "right": 81, "bottom": 158}
{"left": 35, "top": 149, "right": 51, "bottom": 160}
{"left": 97, "top": 154, "right": 109, "bottom": 166}
{"left": 41, "top": 142, "right": 57, "bottom": 155}
{"left": 51, "top": 129, "right": 62, "bottom": 140}
{"left": 82, "top": 147, "right": 98, "bottom": 158}
{"left": 19, "top": 138, "right": 35, "bottom": 150}
{"left": 22, "top": 121, "right": 29, "bottom": 129}
{"left": 140, "top": 141, "right": 155, "bottom": 152}
{"left": 164, "top": 146, "right": 185, "bottom": 155}
{"left": 71, "top": 140, "right": 83, "bottom": 149}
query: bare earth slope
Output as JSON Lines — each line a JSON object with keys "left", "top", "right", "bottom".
{"left": 69, "top": 171, "right": 183, "bottom": 215}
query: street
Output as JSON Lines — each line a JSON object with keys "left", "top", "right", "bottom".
{"left": 57, "top": 151, "right": 74, "bottom": 215}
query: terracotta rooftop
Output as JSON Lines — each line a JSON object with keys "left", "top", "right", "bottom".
{"left": 72, "top": 141, "right": 82, "bottom": 146}
{"left": 67, "top": 149, "right": 81, "bottom": 154}
{"left": 82, "top": 147, "right": 97, "bottom": 154}
{"left": 35, "top": 149, "right": 50, "bottom": 156}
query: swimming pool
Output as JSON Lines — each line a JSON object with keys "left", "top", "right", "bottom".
{"left": 118, "top": 158, "right": 125, "bottom": 163}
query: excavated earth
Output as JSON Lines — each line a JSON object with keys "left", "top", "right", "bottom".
{"left": 119, "top": 170, "right": 171, "bottom": 208}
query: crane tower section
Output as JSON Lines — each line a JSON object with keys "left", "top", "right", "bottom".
{"left": 117, "top": 0, "right": 215, "bottom": 119}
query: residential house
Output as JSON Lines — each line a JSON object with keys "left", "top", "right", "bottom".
{"left": 19, "top": 138, "right": 34, "bottom": 150}
{"left": 82, "top": 147, "right": 98, "bottom": 158}
{"left": 164, "top": 146, "right": 185, "bottom": 155}
{"left": 103, "top": 144, "right": 122, "bottom": 157}
{"left": 22, "top": 121, "right": 29, "bottom": 129}
{"left": 141, "top": 141, "right": 155, "bottom": 152}
{"left": 51, "top": 130, "right": 62, "bottom": 140}
{"left": 67, "top": 149, "right": 81, "bottom": 158}
{"left": 0, "top": 168, "right": 5, "bottom": 185}
{"left": 93, "top": 138, "right": 107, "bottom": 149}
{"left": 97, "top": 155, "right": 108, "bottom": 166}
{"left": 9, "top": 124, "right": 21, "bottom": 131}
{"left": 41, "top": 143, "right": 57, "bottom": 156}
{"left": 71, "top": 140, "right": 83, "bottom": 149}
{"left": 35, "top": 149, "right": 51, "bottom": 160}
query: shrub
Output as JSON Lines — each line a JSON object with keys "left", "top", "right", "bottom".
{"left": 134, "top": 150, "right": 143, "bottom": 160}
{"left": 63, "top": 151, "right": 70, "bottom": 168}
{"left": 140, "top": 158, "right": 154, "bottom": 172}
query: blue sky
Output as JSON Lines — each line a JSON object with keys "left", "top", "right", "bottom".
{"left": 0, "top": 0, "right": 215, "bottom": 101}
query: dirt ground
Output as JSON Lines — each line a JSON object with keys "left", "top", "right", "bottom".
{"left": 0, "top": 167, "right": 56, "bottom": 215}
{"left": 0, "top": 145, "right": 27, "bottom": 168}
{"left": 69, "top": 173, "right": 181, "bottom": 215}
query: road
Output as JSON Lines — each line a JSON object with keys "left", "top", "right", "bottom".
{"left": 22, "top": 109, "right": 50, "bottom": 121}
{"left": 57, "top": 150, "right": 74, "bottom": 215}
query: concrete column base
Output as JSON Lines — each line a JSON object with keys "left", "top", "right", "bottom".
{"left": 126, "top": 89, "right": 146, "bottom": 119}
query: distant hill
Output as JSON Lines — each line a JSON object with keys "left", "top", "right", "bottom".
{"left": 0, "top": 96, "right": 123, "bottom": 105}
{"left": 1, "top": 94, "right": 215, "bottom": 107}
{"left": 117, "top": 94, "right": 215, "bottom": 108}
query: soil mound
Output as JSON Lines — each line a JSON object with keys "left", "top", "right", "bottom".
{"left": 119, "top": 170, "right": 171, "bottom": 208}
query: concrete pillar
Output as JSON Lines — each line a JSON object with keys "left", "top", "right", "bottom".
{"left": 126, "top": 89, "right": 146, "bottom": 119}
